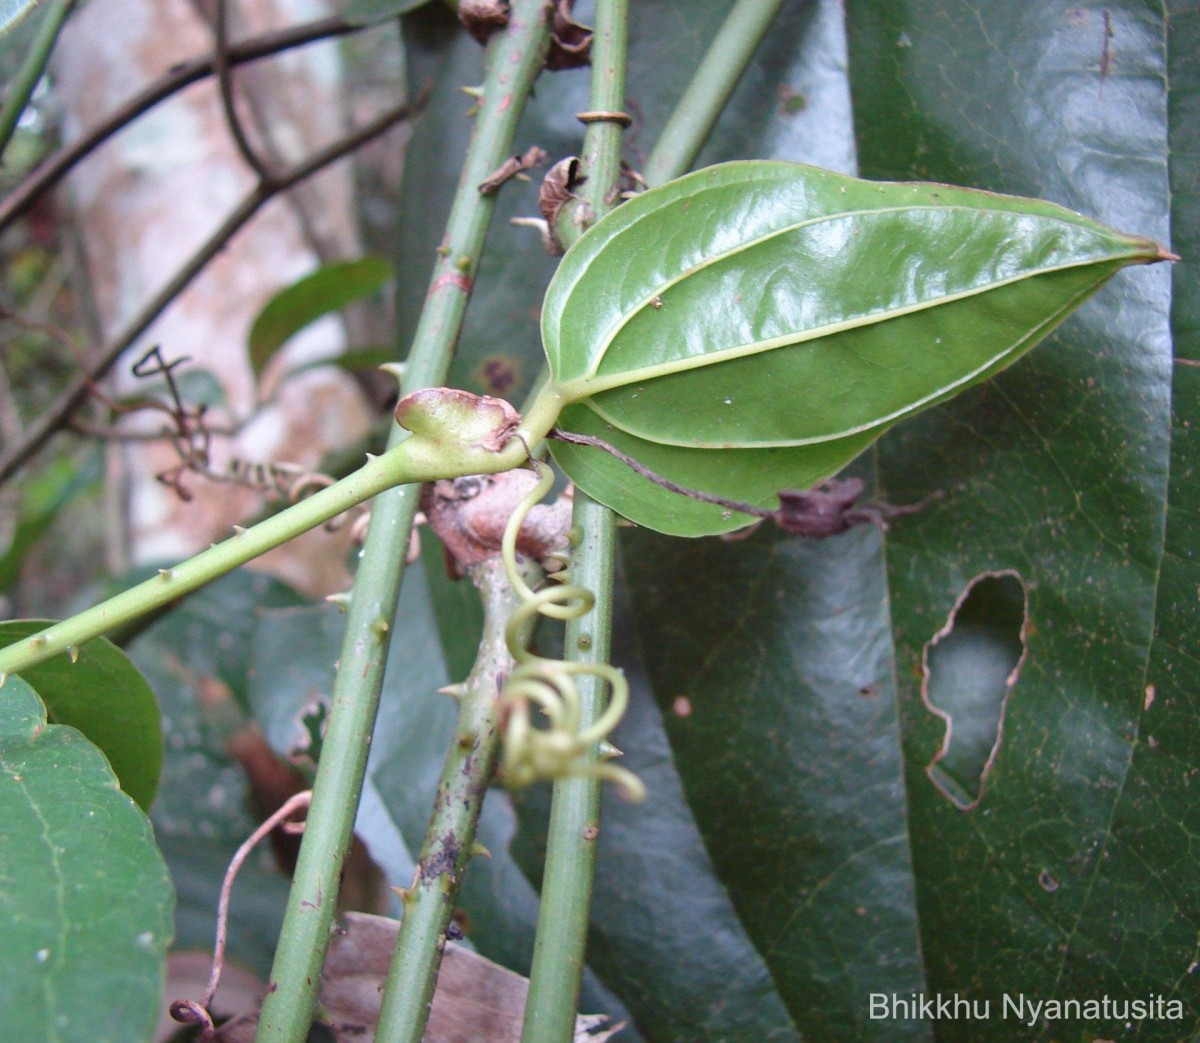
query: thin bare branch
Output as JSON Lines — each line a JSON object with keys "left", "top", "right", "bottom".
{"left": 0, "top": 14, "right": 361, "bottom": 233}
{"left": 213, "top": 0, "right": 275, "bottom": 182}
{"left": 0, "top": 93, "right": 424, "bottom": 484}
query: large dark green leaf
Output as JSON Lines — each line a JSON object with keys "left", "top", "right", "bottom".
{"left": 0, "top": 620, "right": 163, "bottom": 810}
{"left": 842, "top": 0, "right": 1188, "bottom": 1037}
{"left": 0, "top": 674, "right": 173, "bottom": 1041}
{"left": 541, "top": 160, "right": 1165, "bottom": 536}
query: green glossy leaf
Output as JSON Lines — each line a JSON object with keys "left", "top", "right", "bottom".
{"left": 542, "top": 160, "right": 1166, "bottom": 536}
{"left": 342, "top": 0, "right": 433, "bottom": 27}
{"left": 247, "top": 257, "right": 393, "bottom": 377}
{"left": 0, "top": 674, "right": 173, "bottom": 1041}
{"left": 0, "top": 620, "right": 163, "bottom": 811}
{"left": 397, "top": 2, "right": 917, "bottom": 1035}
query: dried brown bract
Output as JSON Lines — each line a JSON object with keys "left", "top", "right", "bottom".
{"left": 478, "top": 145, "right": 547, "bottom": 195}
{"left": 459, "top": 0, "right": 510, "bottom": 45}
{"left": 421, "top": 470, "right": 572, "bottom": 575}
{"left": 546, "top": 0, "right": 593, "bottom": 70}
{"left": 771, "top": 478, "right": 936, "bottom": 537}
{"left": 538, "top": 156, "right": 583, "bottom": 254}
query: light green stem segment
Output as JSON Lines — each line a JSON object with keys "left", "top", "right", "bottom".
{"left": 642, "top": 0, "right": 787, "bottom": 187}
{"left": 374, "top": 556, "right": 535, "bottom": 1043}
{"left": 256, "top": 2, "right": 553, "bottom": 1040}
{"left": 0, "top": 429, "right": 532, "bottom": 681}
{"left": 521, "top": 491, "right": 617, "bottom": 1043}
{"left": 0, "top": 442, "right": 410, "bottom": 678}
{"left": 523, "top": 2, "right": 790, "bottom": 1038}
{"left": 0, "top": 0, "right": 75, "bottom": 160}
{"left": 521, "top": 1, "right": 629, "bottom": 1039}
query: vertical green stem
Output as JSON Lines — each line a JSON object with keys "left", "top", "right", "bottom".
{"left": 523, "top": 2, "right": 790, "bottom": 1038}
{"left": 520, "top": 3, "right": 628, "bottom": 1040}
{"left": 521, "top": 493, "right": 618, "bottom": 1042}
{"left": 641, "top": 0, "right": 787, "bottom": 187}
{"left": 254, "top": 5, "right": 551, "bottom": 1040}
{"left": 375, "top": 557, "right": 535, "bottom": 1043}
{"left": 0, "top": 0, "right": 75, "bottom": 161}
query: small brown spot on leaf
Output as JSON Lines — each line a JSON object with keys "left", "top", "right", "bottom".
{"left": 922, "top": 570, "right": 1028, "bottom": 811}
{"left": 582, "top": 824, "right": 599, "bottom": 841}
{"left": 672, "top": 695, "right": 692, "bottom": 717}
{"left": 1144, "top": 684, "right": 1156, "bottom": 711}
{"left": 778, "top": 86, "right": 807, "bottom": 115}
{"left": 1038, "top": 869, "right": 1059, "bottom": 892}
{"left": 476, "top": 355, "right": 519, "bottom": 396}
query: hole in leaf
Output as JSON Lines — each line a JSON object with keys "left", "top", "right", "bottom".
{"left": 922, "top": 570, "right": 1028, "bottom": 810}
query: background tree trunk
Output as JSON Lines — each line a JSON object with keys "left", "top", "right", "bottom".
{"left": 53, "top": 0, "right": 377, "bottom": 595}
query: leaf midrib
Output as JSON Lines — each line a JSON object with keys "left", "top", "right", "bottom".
{"left": 557, "top": 263, "right": 1122, "bottom": 449}
{"left": 554, "top": 205, "right": 1140, "bottom": 405}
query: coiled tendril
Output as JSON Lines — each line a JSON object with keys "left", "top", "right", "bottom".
{"left": 498, "top": 460, "right": 645, "bottom": 801}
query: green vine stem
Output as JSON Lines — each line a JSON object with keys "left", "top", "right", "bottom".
{"left": 0, "top": 435, "right": 505, "bottom": 679}
{"left": 374, "top": 554, "right": 537, "bottom": 1043}
{"left": 254, "top": 3, "right": 554, "bottom": 1040}
{"left": 0, "top": 0, "right": 76, "bottom": 161}
{"left": 520, "top": 1, "right": 629, "bottom": 1038}
{"left": 522, "top": 2, "right": 789, "bottom": 1037}
{"left": 641, "top": 0, "right": 786, "bottom": 188}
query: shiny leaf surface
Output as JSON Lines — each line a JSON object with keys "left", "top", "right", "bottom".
{"left": 0, "top": 674, "right": 173, "bottom": 1042}
{"left": 542, "top": 160, "right": 1165, "bottom": 535}
{"left": 845, "top": 0, "right": 1187, "bottom": 1036}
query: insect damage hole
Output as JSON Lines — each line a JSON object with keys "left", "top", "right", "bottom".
{"left": 922, "top": 570, "right": 1028, "bottom": 811}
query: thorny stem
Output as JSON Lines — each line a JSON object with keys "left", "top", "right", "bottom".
{"left": 0, "top": 0, "right": 77, "bottom": 162}
{"left": 0, "top": 95, "right": 421, "bottom": 485}
{"left": 0, "top": 433, "right": 527, "bottom": 679}
{"left": 642, "top": 0, "right": 788, "bottom": 187}
{"left": 521, "top": 3, "right": 629, "bottom": 1040}
{"left": 524, "top": 3, "right": 791, "bottom": 1037}
{"left": 0, "top": 12, "right": 362, "bottom": 233}
{"left": 374, "top": 557, "right": 535, "bottom": 1043}
{"left": 254, "top": 4, "right": 552, "bottom": 1040}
